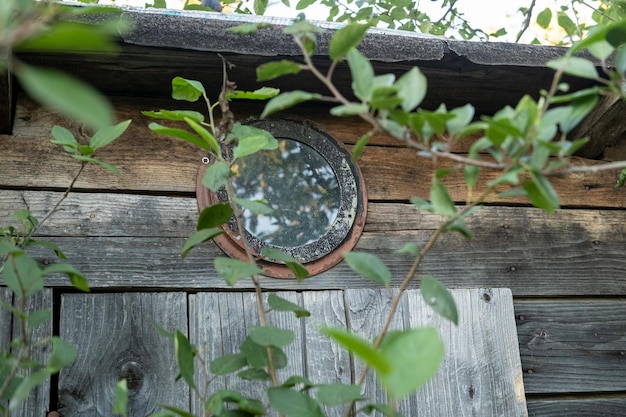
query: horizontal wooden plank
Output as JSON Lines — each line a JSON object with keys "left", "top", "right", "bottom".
{"left": 2, "top": 96, "right": 626, "bottom": 208}
{"left": 527, "top": 396, "right": 626, "bottom": 417}
{"left": 516, "top": 300, "right": 626, "bottom": 394}
{"left": 58, "top": 292, "right": 189, "bottom": 416}
{"left": 3, "top": 191, "right": 622, "bottom": 295}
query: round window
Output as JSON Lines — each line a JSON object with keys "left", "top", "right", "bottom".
{"left": 196, "top": 120, "right": 367, "bottom": 278}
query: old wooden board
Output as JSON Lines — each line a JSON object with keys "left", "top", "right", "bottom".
{"left": 0, "top": 288, "right": 52, "bottom": 416}
{"left": 526, "top": 396, "right": 626, "bottom": 417}
{"left": 91, "top": 288, "right": 526, "bottom": 417}
{"left": 3, "top": 190, "right": 625, "bottom": 296}
{"left": 1, "top": 96, "right": 626, "bottom": 208}
{"left": 58, "top": 292, "right": 189, "bottom": 416}
{"left": 516, "top": 299, "right": 626, "bottom": 394}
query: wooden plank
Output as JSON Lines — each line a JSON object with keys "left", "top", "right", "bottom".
{"left": 58, "top": 292, "right": 188, "bottom": 416}
{"left": 21, "top": 196, "right": 626, "bottom": 296}
{"left": 527, "top": 396, "right": 626, "bottom": 417}
{"left": 516, "top": 300, "right": 626, "bottom": 394}
{"left": 2, "top": 97, "right": 626, "bottom": 208}
{"left": 301, "top": 291, "right": 352, "bottom": 417}
{"left": 344, "top": 288, "right": 527, "bottom": 417}
{"left": 345, "top": 289, "right": 414, "bottom": 416}
{"left": 572, "top": 94, "right": 626, "bottom": 159}
{"left": 189, "top": 291, "right": 304, "bottom": 415}
{"left": 0, "top": 288, "right": 52, "bottom": 416}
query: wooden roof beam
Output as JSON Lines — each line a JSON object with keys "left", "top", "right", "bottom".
{"left": 573, "top": 93, "right": 626, "bottom": 159}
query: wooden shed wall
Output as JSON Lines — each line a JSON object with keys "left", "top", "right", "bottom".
{"left": 2, "top": 91, "right": 626, "bottom": 416}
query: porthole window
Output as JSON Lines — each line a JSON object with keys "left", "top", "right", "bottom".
{"left": 196, "top": 120, "right": 367, "bottom": 278}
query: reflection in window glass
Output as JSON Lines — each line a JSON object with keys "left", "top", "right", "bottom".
{"left": 232, "top": 138, "right": 340, "bottom": 247}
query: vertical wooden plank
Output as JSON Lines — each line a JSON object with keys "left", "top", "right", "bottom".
{"left": 0, "top": 288, "right": 13, "bottom": 413}
{"left": 344, "top": 288, "right": 414, "bottom": 416}
{"left": 58, "top": 292, "right": 189, "bottom": 417}
{"left": 0, "top": 288, "right": 52, "bottom": 416}
{"left": 407, "top": 288, "right": 527, "bottom": 417}
{"left": 189, "top": 291, "right": 304, "bottom": 415}
{"left": 301, "top": 290, "right": 352, "bottom": 417}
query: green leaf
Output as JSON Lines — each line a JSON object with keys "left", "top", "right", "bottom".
{"left": 330, "top": 103, "right": 369, "bottom": 117}
{"left": 559, "top": 95, "right": 599, "bottom": 134}
{"left": 430, "top": 178, "right": 456, "bottom": 218}
{"left": 254, "top": 0, "right": 268, "bottom": 14}
{"left": 393, "top": 242, "right": 419, "bottom": 257}
{"left": 0, "top": 241, "right": 22, "bottom": 256}
{"left": 316, "top": 383, "right": 363, "bottom": 405}
{"left": 248, "top": 325, "right": 294, "bottom": 347}
{"left": 51, "top": 125, "right": 78, "bottom": 153}
{"left": 379, "top": 328, "right": 445, "bottom": 399}
{"left": 240, "top": 337, "right": 288, "bottom": 369}
{"left": 210, "top": 352, "right": 248, "bottom": 375}
{"left": 227, "top": 87, "right": 281, "bottom": 100}
{"left": 227, "top": 22, "right": 271, "bottom": 34}
{"left": 343, "top": 252, "right": 391, "bottom": 287}
{"left": 329, "top": 23, "right": 371, "bottom": 61}
{"left": 48, "top": 336, "right": 77, "bottom": 373}
{"left": 71, "top": 155, "right": 121, "bottom": 176}
{"left": 321, "top": 327, "right": 389, "bottom": 373}
{"left": 237, "top": 368, "right": 271, "bottom": 380}
{"left": 261, "top": 91, "right": 322, "bottom": 118}
{"left": 268, "top": 387, "right": 325, "bottom": 417}
{"left": 26, "top": 239, "right": 67, "bottom": 259}
{"left": 233, "top": 135, "right": 269, "bottom": 160}
{"left": 257, "top": 60, "right": 302, "bottom": 81}
{"left": 171, "top": 77, "right": 206, "bottom": 102}
{"left": 148, "top": 122, "right": 214, "bottom": 153}
{"left": 44, "top": 263, "right": 89, "bottom": 292}
{"left": 261, "top": 249, "right": 309, "bottom": 281}
{"left": 547, "top": 56, "right": 599, "bottom": 80}
{"left": 282, "top": 375, "right": 315, "bottom": 388}
{"left": 184, "top": 117, "right": 220, "bottom": 154}
{"left": 347, "top": 48, "right": 374, "bottom": 101}
{"left": 615, "top": 45, "right": 626, "bottom": 75}
{"left": 90, "top": 120, "right": 131, "bottom": 150}
{"left": 536, "top": 7, "right": 552, "bottom": 29}
{"left": 234, "top": 198, "right": 273, "bottom": 215}
{"left": 447, "top": 104, "right": 475, "bottom": 135}
{"left": 27, "top": 309, "right": 52, "bottom": 330}
{"left": 214, "top": 257, "right": 263, "bottom": 286}
{"left": 197, "top": 202, "right": 233, "bottom": 230}
{"left": 202, "top": 161, "right": 231, "bottom": 192}
{"left": 159, "top": 404, "right": 195, "bottom": 417}
{"left": 142, "top": 109, "right": 205, "bottom": 123}
{"left": 181, "top": 228, "right": 224, "bottom": 259}
{"left": 296, "top": 0, "right": 316, "bottom": 9}
{"left": 175, "top": 330, "right": 196, "bottom": 389}
{"left": 267, "top": 294, "right": 311, "bottom": 317}
{"left": 8, "top": 370, "right": 50, "bottom": 409}
{"left": 421, "top": 276, "right": 458, "bottom": 324}
{"left": 113, "top": 379, "right": 128, "bottom": 417}
{"left": 352, "top": 131, "right": 373, "bottom": 162}
{"left": 2, "top": 253, "right": 44, "bottom": 298}
{"left": 16, "top": 64, "right": 113, "bottom": 131}
{"left": 15, "top": 21, "right": 119, "bottom": 54}
{"left": 523, "top": 172, "right": 559, "bottom": 213}
{"left": 607, "top": 23, "right": 626, "bottom": 47}
{"left": 395, "top": 67, "right": 427, "bottom": 112}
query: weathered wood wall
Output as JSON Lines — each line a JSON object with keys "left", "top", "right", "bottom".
{"left": 2, "top": 93, "right": 626, "bottom": 416}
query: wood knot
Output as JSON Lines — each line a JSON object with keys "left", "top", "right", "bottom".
{"left": 119, "top": 361, "right": 144, "bottom": 395}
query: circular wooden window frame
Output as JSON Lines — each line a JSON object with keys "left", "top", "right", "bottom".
{"left": 196, "top": 119, "right": 367, "bottom": 279}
